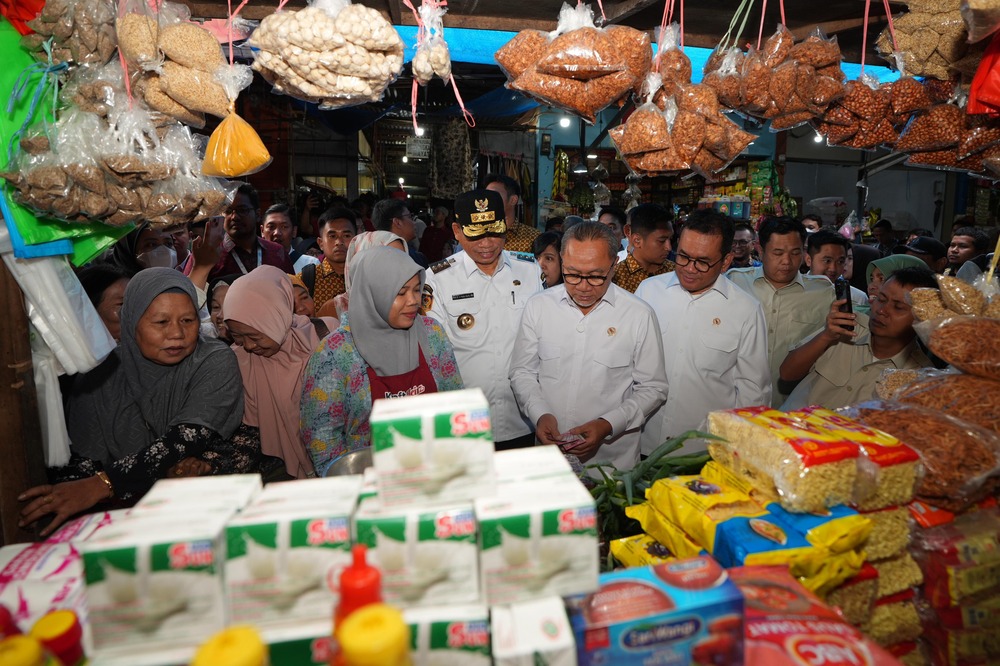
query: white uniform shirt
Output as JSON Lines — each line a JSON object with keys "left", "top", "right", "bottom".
{"left": 636, "top": 272, "right": 772, "bottom": 456}
{"left": 509, "top": 284, "right": 668, "bottom": 471}
{"left": 726, "top": 267, "right": 834, "bottom": 405}
{"left": 425, "top": 250, "right": 543, "bottom": 441}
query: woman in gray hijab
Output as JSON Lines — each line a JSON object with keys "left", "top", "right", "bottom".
{"left": 19, "top": 268, "right": 258, "bottom": 535}
{"left": 300, "top": 246, "right": 463, "bottom": 476}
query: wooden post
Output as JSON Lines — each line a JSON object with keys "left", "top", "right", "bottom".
{"left": 0, "top": 258, "right": 47, "bottom": 546}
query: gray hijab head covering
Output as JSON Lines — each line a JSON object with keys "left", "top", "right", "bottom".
{"left": 66, "top": 268, "right": 244, "bottom": 465}
{"left": 348, "top": 246, "right": 428, "bottom": 376}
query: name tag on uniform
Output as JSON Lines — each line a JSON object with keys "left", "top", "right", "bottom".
{"left": 452, "top": 293, "right": 475, "bottom": 300}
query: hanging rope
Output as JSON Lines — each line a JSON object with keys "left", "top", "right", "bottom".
{"left": 756, "top": 0, "right": 768, "bottom": 49}
{"left": 719, "top": 0, "right": 755, "bottom": 51}
{"left": 881, "top": 0, "right": 899, "bottom": 53}
{"left": 861, "top": 0, "right": 871, "bottom": 74}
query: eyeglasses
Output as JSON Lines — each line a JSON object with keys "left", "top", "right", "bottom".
{"left": 225, "top": 206, "right": 255, "bottom": 217}
{"left": 562, "top": 264, "right": 615, "bottom": 286}
{"left": 675, "top": 251, "right": 725, "bottom": 273}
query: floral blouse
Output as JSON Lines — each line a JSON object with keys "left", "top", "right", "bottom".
{"left": 300, "top": 315, "right": 463, "bottom": 477}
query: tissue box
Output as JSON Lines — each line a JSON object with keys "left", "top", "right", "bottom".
{"left": 353, "top": 497, "right": 480, "bottom": 608}
{"left": 370, "top": 388, "right": 496, "bottom": 506}
{"left": 224, "top": 476, "right": 362, "bottom": 636}
{"left": 492, "top": 596, "right": 576, "bottom": 666}
{"left": 131, "top": 474, "right": 262, "bottom": 517}
{"left": 79, "top": 513, "right": 230, "bottom": 665}
{"left": 475, "top": 474, "right": 598, "bottom": 605}
{"left": 405, "top": 605, "right": 491, "bottom": 666}
{"left": 493, "top": 446, "right": 572, "bottom": 483}
{"left": 567, "top": 557, "right": 744, "bottom": 666}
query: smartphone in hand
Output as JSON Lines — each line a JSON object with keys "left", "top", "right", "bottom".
{"left": 835, "top": 276, "right": 854, "bottom": 331}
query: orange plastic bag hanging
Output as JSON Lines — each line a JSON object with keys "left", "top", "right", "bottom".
{"left": 203, "top": 100, "right": 272, "bottom": 177}
{"left": 968, "top": 32, "right": 1000, "bottom": 117}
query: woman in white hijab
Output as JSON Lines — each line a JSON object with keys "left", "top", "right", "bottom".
{"left": 300, "top": 246, "right": 463, "bottom": 476}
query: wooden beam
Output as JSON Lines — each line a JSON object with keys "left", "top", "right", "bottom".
{"left": 0, "top": 260, "right": 46, "bottom": 547}
{"left": 789, "top": 15, "right": 885, "bottom": 40}
{"left": 604, "top": 0, "right": 661, "bottom": 25}
{"left": 385, "top": 0, "right": 401, "bottom": 29}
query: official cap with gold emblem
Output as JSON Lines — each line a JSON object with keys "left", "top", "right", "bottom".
{"left": 454, "top": 189, "right": 507, "bottom": 239}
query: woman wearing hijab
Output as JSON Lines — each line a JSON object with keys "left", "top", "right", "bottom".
{"left": 18, "top": 269, "right": 257, "bottom": 536}
{"left": 866, "top": 254, "right": 928, "bottom": 302}
{"left": 224, "top": 266, "right": 338, "bottom": 480}
{"left": 301, "top": 246, "right": 463, "bottom": 476}
{"left": 109, "top": 222, "right": 179, "bottom": 275}
{"left": 317, "top": 230, "right": 406, "bottom": 319}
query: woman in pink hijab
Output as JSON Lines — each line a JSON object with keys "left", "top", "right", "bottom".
{"left": 317, "top": 230, "right": 406, "bottom": 319}
{"left": 223, "top": 266, "right": 337, "bottom": 479}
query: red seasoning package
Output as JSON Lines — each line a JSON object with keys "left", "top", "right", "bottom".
{"left": 729, "top": 566, "right": 902, "bottom": 666}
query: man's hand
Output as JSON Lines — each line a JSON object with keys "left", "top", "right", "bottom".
{"left": 168, "top": 457, "right": 213, "bottom": 478}
{"left": 562, "top": 418, "right": 614, "bottom": 463}
{"left": 823, "top": 299, "right": 857, "bottom": 343}
{"left": 535, "top": 414, "right": 562, "bottom": 446}
{"left": 18, "top": 477, "right": 111, "bottom": 537}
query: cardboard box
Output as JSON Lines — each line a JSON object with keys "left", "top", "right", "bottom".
{"left": 370, "top": 389, "right": 496, "bottom": 506}
{"left": 405, "top": 604, "right": 491, "bottom": 665}
{"left": 492, "top": 596, "right": 576, "bottom": 666}
{"left": 567, "top": 557, "right": 744, "bottom": 666}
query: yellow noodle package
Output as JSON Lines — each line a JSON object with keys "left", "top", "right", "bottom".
{"left": 608, "top": 534, "right": 677, "bottom": 568}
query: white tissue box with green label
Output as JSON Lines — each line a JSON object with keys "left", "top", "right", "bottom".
{"left": 223, "top": 476, "right": 362, "bottom": 636}
{"left": 492, "top": 596, "right": 577, "bottom": 666}
{"left": 353, "top": 497, "right": 480, "bottom": 608}
{"left": 79, "top": 513, "right": 230, "bottom": 665}
{"left": 131, "top": 474, "right": 263, "bottom": 517}
{"left": 405, "top": 605, "right": 491, "bottom": 666}
{"left": 369, "top": 388, "right": 496, "bottom": 506}
{"left": 475, "top": 475, "right": 599, "bottom": 605}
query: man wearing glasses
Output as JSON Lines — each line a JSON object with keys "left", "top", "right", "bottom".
{"left": 423, "top": 189, "right": 543, "bottom": 450}
{"left": 210, "top": 183, "right": 294, "bottom": 281}
{"left": 373, "top": 198, "right": 428, "bottom": 268}
{"left": 510, "top": 222, "right": 667, "bottom": 470}
{"left": 635, "top": 209, "right": 770, "bottom": 456}
{"left": 729, "top": 222, "right": 761, "bottom": 269}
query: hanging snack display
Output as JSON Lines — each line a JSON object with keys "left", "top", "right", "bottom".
{"left": 248, "top": 0, "right": 404, "bottom": 109}
{"left": 702, "top": 24, "right": 847, "bottom": 132}
{"left": 20, "top": 0, "right": 117, "bottom": 65}
{"left": 875, "top": 0, "right": 968, "bottom": 80}
{"left": 1, "top": 59, "right": 232, "bottom": 228}
{"left": 497, "top": 3, "right": 644, "bottom": 124}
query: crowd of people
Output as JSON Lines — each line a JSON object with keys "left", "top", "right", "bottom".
{"left": 19, "top": 178, "right": 987, "bottom": 536}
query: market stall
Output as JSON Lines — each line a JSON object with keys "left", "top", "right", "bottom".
{"left": 3, "top": 0, "right": 1000, "bottom": 663}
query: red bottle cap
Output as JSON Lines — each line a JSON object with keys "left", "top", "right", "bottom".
{"left": 30, "top": 610, "right": 84, "bottom": 666}
{"left": 0, "top": 605, "right": 20, "bottom": 640}
{"left": 334, "top": 544, "right": 382, "bottom": 628}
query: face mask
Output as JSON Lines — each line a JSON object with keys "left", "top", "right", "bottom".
{"left": 137, "top": 245, "right": 178, "bottom": 269}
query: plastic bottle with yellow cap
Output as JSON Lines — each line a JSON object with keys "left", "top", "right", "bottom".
{"left": 0, "top": 635, "right": 59, "bottom": 666}
{"left": 338, "top": 604, "right": 410, "bottom": 666}
{"left": 190, "top": 626, "right": 268, "bottom": 666}
{"left": 30, "top": 610, "right": 85, "bottom": 666}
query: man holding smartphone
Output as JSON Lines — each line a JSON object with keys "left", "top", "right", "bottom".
{"left": 778, "top": 266, "right": 937, "bottom": 410}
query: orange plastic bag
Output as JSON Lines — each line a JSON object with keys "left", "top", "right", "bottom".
{"left": 968, "top": 32, "right": 1000, "bottom": 117}
{"left": 202, "top": 108, "right": 271, "bottom": 177}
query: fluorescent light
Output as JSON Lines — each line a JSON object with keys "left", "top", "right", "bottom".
{"left": 559, "top": 117, "right": 571, "bottom": 128}
{"left": 814, "top": 132, "right": 823, "bottom": 143}
{"left": 415, "top": 126, "right": 425, "bottom": 137}
{"left": 402, "top": 155, "right": 408, "bottom": 163}
{"left": 587, "top": 153, "right": 598, "bottom": 159}
{"left": 398, "top": 177, "right": 405, "bottom": 184}
{"left": 572, "top": 160, "right": 588, "bottom": 174}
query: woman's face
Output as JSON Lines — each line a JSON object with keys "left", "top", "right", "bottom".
{"left": 210, "top": 284, "right": 231, "bottom": 341}
{"left": 867, "top": 267, "right": 885, "bottom": 301}
{"left": 97, "top": 277, "right": 129, "bottom": 342}
{"left": 135, "top": 293, "right": 199, "bottom": 365}
{"left": 387, "top": 274, "right": 422, "bottom": 330}
{"left": 293, "top": 284, "right": 315, "bottom": 317}
{"left": 226, "top": 320, "right": 282, "bottom": 357}
{"left": 537, "top": 244, "right": 562, "bottom": 287}
{"left": 843, "top": 248, "right": 854, "bottom": 280}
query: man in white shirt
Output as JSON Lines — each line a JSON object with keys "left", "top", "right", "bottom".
{"left": 424, "top": 189, "right": 543, "bottom": 450}
{"left": 510, "top": 222, "right": 668, "bottom": 471}
{"left": 727, "top": 217, "right": 834, "bottom": 405}
{"left": 636, "top": 209, "right": 771, "bottom": 456}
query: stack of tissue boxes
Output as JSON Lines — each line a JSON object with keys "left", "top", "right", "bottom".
{"left": 360, "top": 388, "right": 598, "bottom": 665}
